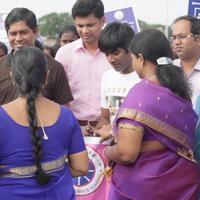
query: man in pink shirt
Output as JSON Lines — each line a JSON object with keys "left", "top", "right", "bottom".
{"left": 55, "top": 0, "right": 111, "bottom": 134}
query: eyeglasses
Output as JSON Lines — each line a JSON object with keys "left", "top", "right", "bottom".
{"left": 169, "top": 34, "right": 196, "bottom": 42}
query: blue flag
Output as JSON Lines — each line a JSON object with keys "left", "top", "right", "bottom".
{"left": 105, "top": 7, "right": 140, "bottom": 33}
{"left": 188, "top": 0, "right": 200, "bottom": 18}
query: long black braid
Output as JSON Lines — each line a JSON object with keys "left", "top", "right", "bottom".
{"left": 11, "top": 47, "right": 51, "bottom": 185}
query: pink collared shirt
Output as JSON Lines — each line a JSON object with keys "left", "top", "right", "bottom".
{"left": 55, "top": 39, "right": 111, "bottom": 121}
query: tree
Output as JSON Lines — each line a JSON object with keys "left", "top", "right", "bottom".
{"left": 38, "top": 12, "right": 171, "bottom": 39}
{"left": 138, "top": 20, "right": 165, "bottom": 33}
{"left": 38, "top": 12, "right": 74, "bottom": 38}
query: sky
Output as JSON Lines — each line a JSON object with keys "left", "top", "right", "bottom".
{"left": 1, "top": 0, "right": 189, "bottom": 25}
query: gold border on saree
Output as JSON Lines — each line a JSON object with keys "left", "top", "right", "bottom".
{"left": 1, "top": 154, "right": 67, "bottom": 178}
{"left": 118, "top": 122, "right": 144, "bottom": 133}
{"left": 116, "top": 108, "right": 193, "bottom": 150}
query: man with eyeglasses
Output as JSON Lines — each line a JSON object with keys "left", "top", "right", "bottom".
{"left": 171, "top": 15, "right": 200, "bottom": 107}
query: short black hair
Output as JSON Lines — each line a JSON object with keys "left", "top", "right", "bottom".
{"left": 99, "top": 22, "right": 135, "bottom": 54}
{"left": 173, "top": 15, "right": 200, "bottom": 35}
{"left": 58, "top": 24, "right": 79, "bottom": 39}
{"left": 5, "top": 7, "right": 38, "bottom": 32}
{"left": 72, "top": 0, "right": 104, "bottom": 19}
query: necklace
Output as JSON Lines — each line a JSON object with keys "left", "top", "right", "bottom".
{"left": 36, "top": 110, "right": 48, "bottom": 140}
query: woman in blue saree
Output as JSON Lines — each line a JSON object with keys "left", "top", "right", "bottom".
{"left": 0, "top": 47, "right": 88, "bottom": 199}
{"left": 104, "top": 29, "right": 200, "bottom": 200}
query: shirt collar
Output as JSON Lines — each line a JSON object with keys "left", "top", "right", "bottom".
{"left": 74, "top": 38, "right": 84, "bottom": 51}
{"left": 74, "top": 38, "right": 101, "bottom": 54}
{"left": 173, "top": 58, "right": 200, "bottom": 71}
{"left": 193, "top": 58, "right": 200, "bottom": 71}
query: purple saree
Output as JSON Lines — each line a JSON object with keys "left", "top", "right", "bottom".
{"left": 110, "top": 80, "right": 200, "bottom": 200}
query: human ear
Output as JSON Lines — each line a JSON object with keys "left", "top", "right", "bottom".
{"left": 137, "top": 53, "right": 145, "bottom": 66}
{"left": 100, "top": 16, "right": 106, "bottom": 27}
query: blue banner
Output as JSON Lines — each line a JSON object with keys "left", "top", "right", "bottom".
{"left": 105, "top": 7, "right": 140, "bottom": 33}
{"left": 188, "top": 0, "right": 200, "bottom": 18}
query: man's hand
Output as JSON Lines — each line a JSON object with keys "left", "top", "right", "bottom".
{"left": 94, "top": 124, "right": 113, "bottom": 142}
{"left": 81, "top": 125, "right": 94, "bottom": 136}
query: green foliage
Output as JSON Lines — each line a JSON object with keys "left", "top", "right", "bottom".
{"left": 138, "top": 20, "right": 165, "bottom": 33}
{"left": 38, "top": 12, "right": 171, "bottom": 38}
{"left": 38, "top": 12, "right": 74, "bottom": 38}
{"left": 138, "top": 19, "right": 172, "bottom": 38}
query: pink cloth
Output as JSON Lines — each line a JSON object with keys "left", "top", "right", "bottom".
{"left": 55, "top": 39, "right": 111, "bottom": 121}
{"left": 73, "top": 137, "right": 111, "bottom": 200}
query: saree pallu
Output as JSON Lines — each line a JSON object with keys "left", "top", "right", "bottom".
{"left": 110, "top": 80, "right": 200, "bottom": 200}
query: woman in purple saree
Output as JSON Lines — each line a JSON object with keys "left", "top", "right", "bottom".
{"left": 104, "top": 29, "right": 200, "bottom": 200}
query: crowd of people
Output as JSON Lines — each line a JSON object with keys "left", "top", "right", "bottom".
{"left": 0, "top": 0, "right": 199, "bottom": 199}
{"left": 43, "top": 24, "right": 80, "bottom": 58}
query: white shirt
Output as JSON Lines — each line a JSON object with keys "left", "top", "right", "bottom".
{"left": 173, "top": 58, "right": 200, "bottom": 107}
{"left": 101, "top": 68, "right": 140, "bottom": 123}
